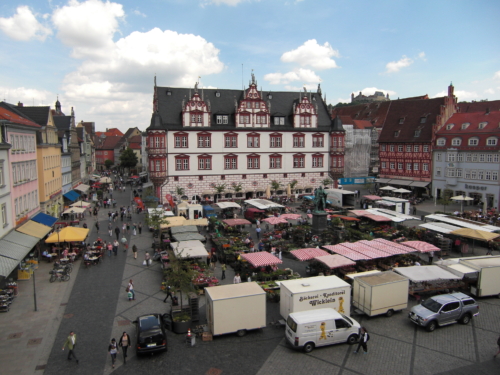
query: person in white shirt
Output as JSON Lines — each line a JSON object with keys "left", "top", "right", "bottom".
{"left": 233, "top": 273, "right": 241, "bottom": 284}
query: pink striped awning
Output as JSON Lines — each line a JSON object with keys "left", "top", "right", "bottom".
{"left": 241, "top": 252, "right": 283, "bottom": 267}
{"left": 373, "top": 238, "right": 415, "bottom": 253}
{"left": 401, "top": 241, "right": 440, "bottom": 253}
{"left": 262, "top": 217, "right": 288, "bottom": 225}
{"left": 363, "top": 214, "right": 392, "bottom": 222}
{"left": 363, "top": 195, "right": 382, "bottom": 201}
{"left": 223, "top": 219, "right": 252, "bottom": 226}
{"left": 358, "top": 240, "right": 406, "bottom": 256}
{"left": 291, "top": 248, "right": 329, "bottom": 261}
{"left": 341, "top": 242, "right": 392, "bottom": 258}
{"left": 280, "top": 214, "right": 302, "bottom": 220}
{"left": 314, "top": 254, "right": 356, "bottom": 269}
{"left": 323, "top": 245, "right": 371, "bottom": 261}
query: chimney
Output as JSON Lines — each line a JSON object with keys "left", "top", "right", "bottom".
{"left": 486, "top": 108, "right": 490, "bottom": 115}
{"left": 17, "top": 102, "right": 23, "bottom": 107}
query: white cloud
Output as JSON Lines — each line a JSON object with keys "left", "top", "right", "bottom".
{"left": 418, "top": 52, "right": 426, "bottom": 61}
{"left": 201, "top": 0, "right": 247, "bottom": 6}
{"left": 434, "top": 90, "right": 479, "bottom": 101}
{"left": 0, "top": 6, "right": 52, "bottom": 41}
{"left": 385, "top": 55, "right": 413, "bottom": 73}
{"left": 281, "top": 40, "right": 339, "bottom": 70}
{"left": 0, "top": 86, "right": 53, "bottom": 104}
{"left": 284, "top": 83, "right": 318, "bottom": 91}
{"left": 264, "top": 68, "right": 321, "bottom": 85}
{"left": 133, "top": 9, "right": 146, "bottom": 17}
{"left": 484, "top": 88, "right": 495, "bottom": 95}
{"left": 494, "top": 71, "right": 500, "bottom": 79}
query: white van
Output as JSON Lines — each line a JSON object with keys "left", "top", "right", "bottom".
{"left": 285, "top": 308, "right": 360, "bottom": 353}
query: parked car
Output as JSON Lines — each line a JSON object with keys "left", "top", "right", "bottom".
{"left": 408, "top": 292, "right": 479, "bottom": 332}
{"left": 133, "top": 314, "right": 168, "bottom": 354}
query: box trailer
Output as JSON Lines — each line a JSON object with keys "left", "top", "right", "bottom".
{"left": 324, "top": 188, "right": 356, "bottom": 209}
{"left": 352, "top": 271, "right": 409, "bottom": 317}
{"left": 280, "top": 275, "right": 351, "bottom": 319}
{"left": 459, "top": 256, "right": 500, "bottom": 298}
{"left": 205, "top": 282, "right": 266, "bottom": 337}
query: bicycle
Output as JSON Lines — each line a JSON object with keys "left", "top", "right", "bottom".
{"left": 49, "top": 269, "right": 70, "bottom": 282}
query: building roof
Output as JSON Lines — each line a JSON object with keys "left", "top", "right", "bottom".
{"left": 123, "top": 127, "right": 139, "bottom": 139}
{"left": 378, "top": 97, "right": 447, "bottom": 143}
{"left": 458, "top": 100, "right": 500, "bottom": 113}
{"left": 53, "top": 116, "right": 71, "bottom": 130}
{"left": 331, "top": 101, "right": 391, "bottom": 128}
{"left": 0, "top": 103, "right": 40, "bottom": 128}
{"left": 339, "top": 116, "right": 373, "bottom": 130}
{"left": 7, "top": 104, "right": 50, "bottom": 126}
{"left": 129, "top": 134, "right": 142, "bottom": 143}
{"left": 97, "top": 135, "right": 122, "bottom": 150}
{"left": 436, "top": 111, "right": 500, "bottom": 136}
{"left": 150, "top": 86, "right": 332, "bottom": 132}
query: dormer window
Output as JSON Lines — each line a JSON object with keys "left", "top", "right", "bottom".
{"left": 478, "top": 122, "right": 488, "bottom": 129}
{"left": 216, "top": 115, "right": 228, "bottom": 125}
{"left": 274, "top": 116, "right": 285, "bottom": 125}
{"left": 414, "top": 130, "right": 421, "bottom": 137}
{"left": 461, "top": 122, "right": 470, "bottom": 130}
{"left": 215, "top": 91, "right": 220, "bottom": 98}
{"left": 268, "top": 94, "right": 273, "bottom": 100}
{"left": 436, "top": 138, "right": 446, "bottom": 146}
{"left": 446, "top": 123, "right": 454, "bottom": 130}
{"left": 166, "top": 90, "right": 172, "bottom": 96}
{"left": 486, "top": 137, "right": 497, "bottom": 146}
{"left": 468, "top": 137, "right": 479, "bottom": 146}
{"left": 394, "top": 131, "right": 400, "bottom": 137}
{"left": 451, "top": 137, "right": 461, "bottom": 146}
{"left": 399, "top": 118, "right": 405, "bottom": 124}
{"left": 420, "top": 117, "right": 427, "bottom": 123}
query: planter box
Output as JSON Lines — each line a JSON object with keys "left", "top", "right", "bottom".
{"left": 172, "top": 318, "right": 192, "bottom": 334}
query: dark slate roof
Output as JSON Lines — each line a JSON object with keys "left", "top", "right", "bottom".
{"left": 378, "top": 97, "right": 446, "bottom": 143}
{"left": 458, "top": 100, "right": 500, "bottom": 113}
{"left": 331, "top": 116, "right": 344, "bottom": 132}
{"left": 150, "top": 86, "right": 332, "bottom": 132}
{"left": 331, "top": 101, "right": 391, "bottom": 128}
{"left": 54, "top": 116, "right": 71, "bottom": 130}
{"left": 9, "top": 105, "right": 50, "bottom": 126}
{"left": 97, "top": 135, "right": 122, "bottom": 150}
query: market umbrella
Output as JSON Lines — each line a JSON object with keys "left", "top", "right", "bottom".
{"left": 262, "top": 217, "right": 288, "bottom": 225}
{"left": 265, "top": 185, "right": 271, "bottom": 199}
{"left": 280, "top": 213, "right": 302, "bottom": 220}
{"left": 393, "top": 188, "right": 411, "bottom": 193}
{"left": 62, "top": 207, "right": 87, "bottom": 214}
{"left": 240, "top": 252, "right": 282, "bottom": 267}
{"left": 451, "top": 195, "right": 474, "bottom": 213}
{"left": 45, "top": 227, "right": 90, "bottom": 243}
{"left": 291, "top": 248, "right": 329, "bottom": 261}
{"left": 70, "top": 201, "right": 91, "bottom": 208}
{"left": 379, "top": 186, "right": 396, "bottom": 191}
{"left": 100, "top": 176, "right": 112, "bottom": 183}
{"left": 314, "top": 254, "right": 356, "bottom": 269}
{"left": 223, "top": 219, "right": 252, "bottom": 226}
{"left": 449, "top": 228, "right": 500, "bottom": 254}
{"left": 286, "top": 184, "right": 292, "bottom": 197}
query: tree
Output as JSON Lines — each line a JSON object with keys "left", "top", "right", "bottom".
{"left": 119, "top": 147, "right": 138, "bottom": 172}
{"left": 289, "top": 179, "right": 298, "bottom": 193}
{"left": 144, "top": 210, "right": 170, "bottom": 235}
{"left": 104, "top": 159, "right": 114, "bottom": 169}
{"left": 322, "top": 178, "right": 333, "bottom": 188}
{"left": 270, "top": 180, "right": 281, "bottom": 194}
{"left": 214, "top": 183, "right": 226, "bottom": 199}
{"left": 175, "top": 186, "right": 185, "bottom": 197}
{"left": 166, "top": 245, "right": 196, "bottom": 312}
{"left": 232, "top": 182, "right": 243, "bottom": 198}
{"left": 437, "top": 188, "right": 453, "bottom": 213}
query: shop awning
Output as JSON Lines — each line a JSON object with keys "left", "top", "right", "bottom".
{"left": 372, "top": 238, "right": 416, "bottom": 254}
{"left": 322, "top": 244, "right": 372, "bottom": 260}
{"left": 419, "top": 222, "right": 461, "bottom": 234}
{"left": 184, "top": 218, "right": 208, "bottom": 226}
{"left": 223, "top": 219, "right": 252, "bottom": 226}
{"left": 31, "top": 212, "right": 57, "bottom": 227}
{"left": 375, "top": 178, "right": 391, "bottom": 183}
{"left": 240, "top": 252, "right": 283, "bottom": 267}
{"left": 16, "top": 220, "right": 52, "bottom": 239}
{"left": 70, "top": 201, "right": 91, "bottom": 208}
{"left": 387, "top": 179, "right": 413, "bottom": 186}
{"left": 172, "top": 233, "right": 206, "bottom": 242}
{"left": 291, "top": 248, "right": 329, "bottom": 261}
{"left": 409, "top": 181, "right": 430, "bottom": 187}
{"left": 215, "top": 202, "right": 241, "bottom": 209}
{"left": 314, "top": 254, "right": 356, "bottom": 269}
{"left": 0, "top": 231, "right": 39, "bottom": 260}
{"left": 62, "top": 207, "right": 87, "bottom": 214}
{"left": 341, "top": 242, "right": 392, "bottom": 259}
{"left": 401, "top": 241, "right": 440, "bottom": 253}
{"left": 358, "top": 240, "right": 408, "bottom": 255}
{"left": 74, "top": 184, "right": 90, "bottom": 193}
{"left": 171, "top": 226, "right": 199, "bottom": 235}
{"left": 244, "top": 199, "right": 284, "bottom": 209}
{"left": 363, "top": 195, "right": 382, "bottom": 201}
{"left": 171, "top": 241, "right": 208, "bottom": 259}
{"left": 394, "top": 265, "right": 461, "bottom": 282}
{"left": 160, "top": 216, "right": 186, "bottom": 228}
{"left": 0, "top": 255, "right": 21, "bottom": 277}
{"left": 90, "top": 174, "right": 101, "bottom": 180}
{"left": 63, "top": 190, "right": 80, "bottom": 201}
{"left": 45, "top": 227, "right": 89, "bottom": 243}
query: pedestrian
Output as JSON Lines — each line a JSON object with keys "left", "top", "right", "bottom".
{"left": 132, "top": 223, "right": 137, "bottom": 236}
{"left": 108, "top": 338, "right": 118, "bottom": 368}
{"left": 114, "top": 226, "right": 120, "bottom": 240}
{"left": 145, "top": 252, "right": 151, "bottom": 267}
{"left": 255, "top": 226, "right": 261, "bottom": 239}
{"left": 132, "top": 244, "right": 138, "bottom": 259}
{"left": 62, "top": 331, "right": 79, "bottom": 364}
{"left": 138, "top": 222, "right": 142, "bottom": 234}
{"left": 121, "top": 236, "right": 128, "bottom": 252}
{"left": 494, "top": 335, "right": 500, "bottom": 358}
{"left": 233, "top": 273, "right": 241, "bottom": 284}
{"left": 95, "top": 221, "right": 99, "bottom": 233}
{"left": 126, "top": 222, "right": 130, "bottom": 234}
{"left": 108, "top": 223, "right": 112, "bottom": 237}
{"left": 413, "top": 205, "right": 417, "bottom": 215}
{"left": 128, "top": 279, "right": 135, "bottom": 300}
{"left": 258, "top": 241, "right": 264, "bottom": 252}
{"left": 221, "top": 263, "right": 226, "bottom": 280}
{"left": 353, "top": 327, "right": 369, "bottom": 354}
{"left": 107, "top": 242, "right": 113, "bottom": 257}
{"left": 210, "top": 253, "right": 217, "bottom": 270}
{"left": 122, "top": 223, "right": 126, "bottom": 234}
{"left": 428, "top": 251, "right": 434, "bottom": 264}
{"left": 207, "top": 252, "right": 211, "bottom": 266}
{"left": 163, "top": 286, "right": 173, "bottom": 302}
{"left": 487, "top": 240, "right": 494, "bottom": 255}
{"left": 112, "top": 239, "right": 118, "bottom": 255}
{"left": 119, "top": 332, "right": 131, "bottom": 364}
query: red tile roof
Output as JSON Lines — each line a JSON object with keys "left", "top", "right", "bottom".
{"left": 0, "top": 107, "right": 40, "bottom": 128}
{"left": 458, "top": 100, "right": 500, "bottom": 113}
{"left": 331, "top": 101, "right": 391, "bottom": 128}
{"left": 128, "top": 135, "right": 142, "bottom": 143}
{"left": 436, "top": 111, "right": 500, "bottom": 135}
{"left": 97, "top": 135, "right": 122, "bottom": 150}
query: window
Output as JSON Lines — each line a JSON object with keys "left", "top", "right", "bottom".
{"left": 270, "top": 134, "right": 282, "bottom": 148}
{"left": 274, "top": 116, "right": 285, "bottom": 125}
{"left": 394, "top": 131, "right": 400, "bottom": 137}
{"left": 446, "top": 123, "right": 454, "bottom": 130}
{"left": 423, "top": 145, "right": 429, "bottom": 152}
{"left": 390, "top": 145, "right": 395, "bottom": 152}
{"left": 224, "top": 155, "right": 237, "bottom": 169}
{"left": 256, "top": 115, "right": 267, "bottom": 125}
{"left": 451, "top": 138, "right": 461, "bottom": 146}
{"left": 437, "top": 138, "right": 446, "bottom": 146}
{"left": 423, "top": 163, "right": 429, "bottom": 171}
{"left": 312, "top": 155, "right": 323, "bottom": 168}
{"left": 215, "top": 91, "right": 220, "bottom": 98}
{"left": 269, "top": 155, "right": 281, "bottom": 169}
{"left": 293, "top": 134, "right": 305, "bottom": 148}
{"left": 447, "top": 153, "right": 456, "bottom": 162}
{"left": 414, "top": 130, "right": 421, "bottom": 137}
{"left": 300, "top": 116, "right": 311, "bottom": 126}
{"left": 190, "top": 113, "right": 203, "bottom": 125}
{"left": 461, "top": 123, "right": 470, "bottom": 130}
{"left": 381, "top": 162, "right": 386, "bottom": 169}
{"left": 293, "top": 154, "right": 305, "bottom": 168}
{"left": 224, "top": 133, "right": 238, "bottom": 148}
{"left": 478, "top": 171, "right": 484, "bottom": 180}
{"left": 398, "top": 163, "right": 403, "bottom": 170}
{"left": 399, "top": 145, "right": 404, "bottom": 152}
{"left": 1, "top": 203, "right": 7, "bottom": 227}
{"left": 486, "top": 137, "right": 498, "bottom": 146}
{"left": 240, "top": 115, "right": 250, "bottom": 124}
{"left": 493, "top": 172, "right": 498, "bottom": 181}
{"left": 405, "top": 145, "right": 410, "bottom": 152}
{"left": 0, "top": 162, "right": 3, "bottom": 186}
{"left": 447, "top": 168, "right": 456, "bottom": 177}
{"left": 247, "top": 134, "right": 260, "bottom": 148}
{"left": 457, "top": 169, "right": 463, "bottom": 177}
{"left": 414, "top": 163, "right": 419, "bottom": 171}
{"left": 487, "top": 154, "right": 493, "bottom": 162}
{"left": 381, "top": 145, "right": 386, "bottom": 151}
{"left": 406, "top": 163, "right": 412, "bottom": 171}
{"left": 198, "top": 156, "right": 212, "bottom": 170}
{"left": 312, "top": 134, "right": 324, "bottom": 147}
{"left": 479, "top": 154, "right": 485, "bottom": 162}
{"left": 174, "top": 133, "right": 188, "bottom": 148}
{"left": 414, "top": 145, "right": 420, "bottom": 152}
{"left": 468, "top": 137, "right": 479, "bottom": 146}
{"left": 436, "top": 168, "right": 441, "bottom": 177}
{"left": 390, "top": 162, "right": 395, "bottom": 169}
{"left": 471, "top": 170, "right": 477, "bottom": 179}
{"left": 247, "top": 155, "right": 260, "bottom": 169}
{"left": 478, "top": 122, "right": 488, "bottom": 129}
{"left": 197, "top": 134, "right": 211, "bottom": 148}
{"left": 216, "top": 115, "right": 228, "bottom": 124}
{"left": 399, "top": 118, "right": 405, "bottom": 124}
{"left": 436, "top": 153, "right": 442, "bottom": 162}
{"left": 175, "top": 155, "right": 189, "bottom": 170}
{"left": 442, "top": 302, "right": 460, "bottom": 312}
{"left": 420, "top": 117, "right": 427, "bottom": 123}
{"left": 485, "top": 171, "right": 491, "bottom": 180}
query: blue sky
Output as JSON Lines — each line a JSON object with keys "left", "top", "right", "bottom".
{"left": 0, "top": 0, "right": 499, "bottom": 132}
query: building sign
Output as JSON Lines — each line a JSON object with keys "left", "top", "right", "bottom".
{"left": 465, "top": 184, "right": 487, "bottom": 191}
{"left": 297, "top": 289, "right": 346, "bottom": 311}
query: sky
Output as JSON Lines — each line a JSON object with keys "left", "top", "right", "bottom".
{"left": 0, "top": 0, "right": 499, "bottom": 132}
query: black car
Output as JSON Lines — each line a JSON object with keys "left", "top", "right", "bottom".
{"left": 133, "top": 314, "right": 168, "bottom": 354}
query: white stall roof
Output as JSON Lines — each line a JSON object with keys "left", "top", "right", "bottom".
{"left": 420, "top": 222, "right": 461, "bottom": 234}
{"left": 148, "top": 208, "right": 174, "bottom": 216}
{"left": 425, "top": 214, "right": 500, "bottom": 233}
{"left": 365, "top": 208, "right": 418, "bottom": 222}
{"left": 244, "top": 199, "right": 284, "bottom": 209}
{"left": 394, "top": 266, "right": 461, "bottom": 282}
{"left": 345, "top": 270, "right": 381, "bottom": 280}
{"left": 380, "top": 197, "right": 409, "bottom": 203}
{"left": 445, "top": 264, "right": 478, "bottom": 277}
{"left": 215, "top": 202, "right": 241, "bottom": 209}
{"left": 170, "top": 240, "right": 208, "bottom": 259}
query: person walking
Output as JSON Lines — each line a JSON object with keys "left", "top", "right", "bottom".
{"left": 210, "top": 253, "right": 217, "bottom": 270}
{"left": 108, "top": 222, "right": 113, "bottom": 237}
{"left": 95, "top": 221, "right": 99, "bottom": 233}
{"left": 255, "top": 226, "right": 261, "bottom": 239}
{"left": 114, "top": 226, "right": 120, "bottom": 240}
{"left": 108, "top": 338, "right": 118, "bottom": 368}
{"left": 113, "top": 239, "right": 119, "bottom": 256}
{"left": 107, "top": 242, "right": 113, "bottom": 257}
{"left": 132, "top": 244, "right": 138, "bottom": 259}
{"left": 233, "top": 273, "right": 241, "bottom": 284}
{"left": 62, "top": 331, "right": 79, "bottom": 364}
{"left": 128, "top": 279, "right": 135, "bottom": 300}
{"left": 144, "top": 252, "right": 151, "bottom": 267}
{"left": 138, "top": 222, "right": 142, "bottom": 234}
{"left": 132, "top": 223, "right": 137, "bottom": 236}
{"left": 119, "top": 332, "right": 131, "bottom": 364}
{"left": 221, "top": 263, "right": 226, "bottom": 280}
{"left": 428, "top": 251, "right": 434, "bottom": 264}
{"left": 122, "top": 223, "right": 126, "bottom": 235}
{"left": 126, "top": 222, "right": 130, "bottom": 235}
{"left": 353, "top": 327, "right": 369, "bottom": 354}
{"left": 163, "top": 286, "right": 173, "bottom": 303}
{"left": 121, "top": 236, "right": 128, "bottom": 252}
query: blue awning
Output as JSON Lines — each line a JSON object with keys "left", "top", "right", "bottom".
{"left": 31, "top": 212, "right": 58, "bottom": 227}
{"left": 63, "top": 190, "right": 80, "bottom": 201}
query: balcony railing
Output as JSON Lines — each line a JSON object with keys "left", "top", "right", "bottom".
{"left": 330, "top": 146, "right": 345, "bottom": 153}
{"left": 149, "top": 171, "right": 167, "bottom": 179}
{"left": 329, "top": 167, "right": 344, "bottom": 175}
{"left": 146, "top": 147, "right": 167, "bottom": 154}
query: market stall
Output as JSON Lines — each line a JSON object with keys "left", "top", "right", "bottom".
{"left": 223, "top": 219, "right": 252, "bottom": 226}
{"left": 394, "top": 265, "right": 463, "bottom": 296}
{"left": 172, "top": 232, "right": 206, "bottom": 242}
{"left": 240, "top": 252, "right": 283, "bottom": 268}
{"left": 171, "top": 240, "right": 209, "bottom": 261}
{"left": 290, "top": 248, "right": 329, "bottom": 261}
{"left": 401, "top": 241, "right": 440, "bottom": 253}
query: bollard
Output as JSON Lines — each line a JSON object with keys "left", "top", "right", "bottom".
{"left": 186, "top": 329, "right": 195, "bottom": 347}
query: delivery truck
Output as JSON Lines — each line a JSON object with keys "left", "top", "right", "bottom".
{"left": 324, "top": 188, "right": 356, "bottom": 209}
{"left": 459, "top": 255, "right": 500, "bottom": 298}
{"left": 352, "top": 271, "right": 409, "bottom": 317}
{"left": 205, "top": 282, "right": 266, "bottom": 337}
{"left": 280, "top": 275, "right": 351, "bottom": 319}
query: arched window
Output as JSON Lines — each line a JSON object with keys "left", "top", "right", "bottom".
{"left": 468, "top": 137, "right": 479, "bottom": 146}
{"left": 486, "top": 137, "right": 498, "bottom": 146}
{"left": 451, "top": 138, "right": 461, "bottom": 146}
{"left": 436, "top": 138, "right": 446, "bottom": 146}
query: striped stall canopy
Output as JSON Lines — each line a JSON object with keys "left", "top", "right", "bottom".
{"left": 291, "top": 248, "right": 329, "bottom": 261}
{"left": 240, "top": 252, "right": 283, "bottom": 268}
{"left": 314, "top": 254, "right": 356, "bottom": 269}
{"left": 401, "top": 241, "right": 441, "bottom": 253}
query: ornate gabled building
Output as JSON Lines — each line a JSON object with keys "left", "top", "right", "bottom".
{"left": 146, "top": 76, "right": 343, "bottom": 202}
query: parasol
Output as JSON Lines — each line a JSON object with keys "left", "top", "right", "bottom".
{"left": 379, "top": 186, "right": 396, "bottom": 191}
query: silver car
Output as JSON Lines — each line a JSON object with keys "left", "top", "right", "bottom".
{"left": 408, "top": 292, "right": 479, "bottom": 332}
